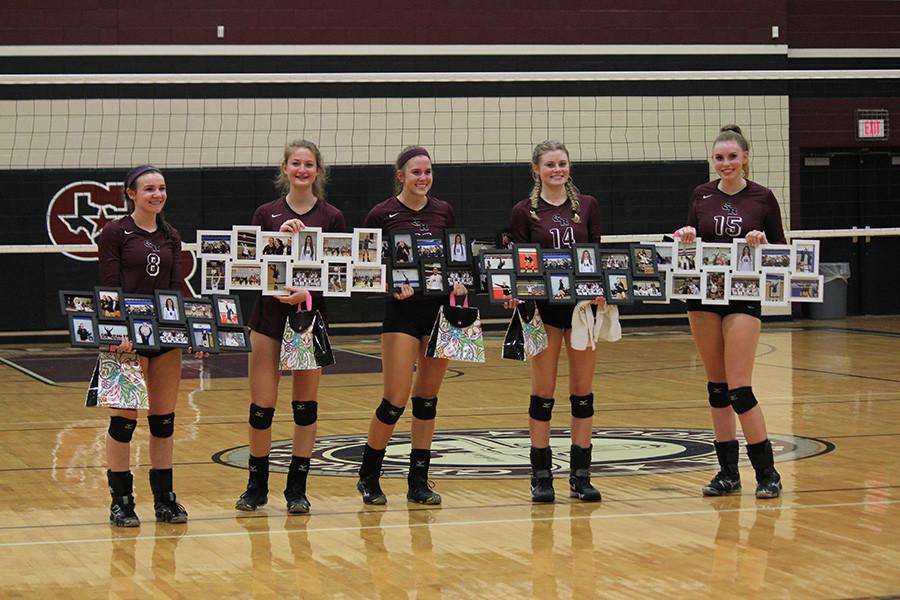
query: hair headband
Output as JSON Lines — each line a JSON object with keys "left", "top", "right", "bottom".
{"left": 125, "top": 165, "right": 161, "bottom": 189}
{"left": 395, "top": 147, "right": 431, "bottom": 169}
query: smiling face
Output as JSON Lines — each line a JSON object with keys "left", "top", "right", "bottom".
{"left": 712, "top": 140, "right": 748, "bottom": 184}
{"left": 533, "top": 149, "right": 570, "bottom": 189}
{"left": 397, "top": 155, "right": 433, "bottom": 198}
{"left": 281, "top": 147, "right": 319, "bottom": 192}
{"left": 128, "top": 171, "right": 166, "bottom": 216}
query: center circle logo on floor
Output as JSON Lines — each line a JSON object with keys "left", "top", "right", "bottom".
{"left": 213, "top": 427, "right": 832, "bottom": 479}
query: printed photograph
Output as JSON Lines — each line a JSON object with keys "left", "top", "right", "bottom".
{"left": 574, "top": 245, "right": 598, "bottom": 275}
{"left": 202, "top": 258, "right": 227, "bottom": 294}
{"left": 633, "top": 278, "right": 665, "bottom": 300}
{"left": 131, "top": 317, "right": 157, "bottom": 347}
{"left": 488, "top": 272, "right": 514, "bottom": 303}
{"left": 296, "top": 229, "right": 322, "bottom": 264}
{"left": 515, "top": 245, "right": 541, "bottom": 275}
{"left": 290, "top": 264, "right": 325, "bottom": 290}
{"left": 97, "top": 322, "right": 128, "bottom": 345}
{"left": 232, "top": 226, "right": 260, "bottom": 261}
{"left": 123, "top": 295, "right": 155, "bottom": 317}
{"left": 158, "top": 325, "right": 190, "bottom": 347}
{"left": 764, "top": 271, "right": 789, "bottom": 305}
{"left": 60, "top": 291, "right": 96, "bottom": 315}
{"left": 391, "top": 233, "right": 416, "bottom": 265}
{"left": 350, "top": 265, "right": 386, "bottom": 292}
{"left": 197, "top": 230, "right": 233, "bottom": 257}
{"left": 515, "top": 277, "right": 547, "bottom": 299}
{"left": 481, "top": 251, "right": 514, "bottom": 271}
{"left": 599, "top": 250, "right": 629, "bottom": 271}
{"left": 549, "top": 272, "right": 575, "bottom": 303}
{"left": 701, "top": 243, "right": 733, "bottom": 267}
{"left": 96, "top": 288, "right": 124, "bottom": 320}
{"left": 353, "top": 229, "right": 382, "bottom": 265}
{"left": 322, "top": 233, "right": 353, "bottom": 259}
{"left": 156, "top": 292, "right": 182, "bottom": 323}
{"left": 218, "top": 328, "right": 248, "bottom": 349}
{"left": 606, "top": 273, "right": 631, "bottom": 302}
{"left": 422, "top": 261, "right": 447, "bottom": 294}
{"left": 727, "top": 273, "right": 762, "bottom": 300}
{"left": 391, "top": 267, "right": 421, "bottom": 292}
{"left": 446, "top": 231, "right": 469, "bottom": 264}
{"left": 761, "top": 244, "right": 792, "bottom": 269}
{"left": 258, "top": 231, "right": 297, "bottom": 259}
{"left": 190, "top": 321, "right": 217, "bottom": 351}
{"left": 733, "top": 240, "right": 759, "bottom": 273}
{"left": 215, "top": 296, "right": 241, "bottom": 326}
{"left": 674, "top": 240, "right": 699, "bottom": 272}
{"left": 416, "top": 237, "right": 445, "bottom": 260}
{"left": 325, "top": 262, "right": 350, "bottom": 296}
{"left": 671, "top": 274, "right": 702, "bottom": 299}
{"left": 790, "top": 275, "right": 824, "bottom": 302}
{"left": 793, "top": 240, "right": 819, "bottom": 274}
{"left": 654, "top": 241, "right": 675, "bottom": 270}
{"left": 70, "top": 315, "right": 97, "bottom": 345}
{"left": 702, "top": 270, "right": 727, "bottom": 304}
{"left": 543, "top": 249, "right": 574, "bottom": 271}
{"left": 446, "top": 268, "right": 475, "bottom": 288}
{"left": 574, "top": 278, "right": 605, "bottom": 300}
{"left": 630, "top": 245, "right": 657, "bottom": 276}
{"left": 262, "top": 259, "right": 290, "bottom": 296}
{"left": 183, "top": 299, "right": 213, "bottom": 320}
{"left": 229, "top": 262, "right": 262, "bottom": 290}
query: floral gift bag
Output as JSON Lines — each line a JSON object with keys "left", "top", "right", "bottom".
{"left": 425, "top": 294, "right": 485, "bottom": 363}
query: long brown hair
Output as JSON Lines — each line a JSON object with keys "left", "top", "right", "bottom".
{"left": 713, "top": 124, "right": 751, "bottom": 179}
{"left": 393, "top": 145, "right": 432, "bottom": 195}
{"left": 528, "top": 140, "right": 581, "bottom": 223}
{"left": 123, "top": 165, "right": 174, "bottom": 239}
{"left": 274, "top": 139, "right": 328, "bottom": 199}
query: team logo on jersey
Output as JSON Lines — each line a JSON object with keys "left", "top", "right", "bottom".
{"left": 46, "top": 180, "right": 129, "bottom": 261}
{"left": 721, "top": 202, "right": 738, "bottom": 216}
{"left": 552, "top": 214, "right": 571, "bottom": 227}
{"left": 212, "top": 427, "right": 832, "bottom": 478}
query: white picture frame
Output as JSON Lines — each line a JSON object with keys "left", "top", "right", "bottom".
{"left": 201, "top": 257, "right": 229, "bottom": 295}
{"left": 231, "top": 225, "right": 261, "bottom": 261}
{"left": 700, "top": 242, "right": 733, "bottom": 269}
{"left": 790, "top": 273, "right": 825, "bottom": 303}
{"left": 732, "top": 238, "right": 762, "bottom": 273}
{"left": 760, "top": 243, "right": 793, "bottom": 270}
{"left": 295, "top": 227, "right": 324, "bottom": 265}
{"left": 653, "top": 240, "right": 675, "bottom": 271}
{"left": 324, "top": 261, "right": 351, "bottom": 297}
{"left": 352, "top": 228, "right": 383, "bottom": 265}
{"left": 196, "top": 229, "right": 233, "bottom": 258}
{"left": 673, "top": 237, "right": 702, "bottom": 274}
{"left": 670, "top": 272, "right": 702, "bottom": 300}
{"left": 261, "top": 257, "right": 291, "bottom": 296}
{"left": 258, "top": 231, "right": 299, "bottom": 261}
{"left": 792, "top": 239, "right": 820, "bottom": 275}
{"left": 726, "top": 271, "right": 763, "bottom": 301}
{"left": 761, "top": 269, "right": 790, "bottom": 307}
{"left": 322, "top": 233, "right": 353, "bottom": 262}
{"left": 350, "top": 264, "right": 387, "bottom": 293}
{"left": 227, "top": 260, "right": 263, "bottom": 291}
{"left": 287, "top": 262, "right": 325, "bottom": 292}
{"left": 700, "top": 268, "right": 728, "bottom": 305}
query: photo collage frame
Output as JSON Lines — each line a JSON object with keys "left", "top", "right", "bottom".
{"left": 196, "top": 226, "right": 386, "bottom": 297}
{"left": 387, "top": 229, "right": 476, "bottom": 296}
{"left": 59, "top": 288, "right": 252, "bottom": 353}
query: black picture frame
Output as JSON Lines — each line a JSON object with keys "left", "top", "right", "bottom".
{"left": 573, "top": 277, "right": 607, "bottom": 301}
{"left": 632, "top": 276, "right": 667, "bottom": 302}
{"left": 122, "top": 294, "right": 156, "bottom": 317}
{"left": 188, "top": 319, "right": 220, "bottom": 354}
{"left": 630, "top": 244, "right": 659, "bottom": 277}
{"left": 217, "top": 326, "right": 253, "bottom": 352}
{"left": 183, "top": 297, "right": 214, "bottom": 321}
{"left": 129, "top": 315, "right": 160, "bottom": 351}
{"left": 446, "top": 267, "right": 476, "bottom": 289}
{"left": 486, "top": 271, "right": 515, "bottom": 304}
{"left": 598, "top": 249, "right": 631, "bottom": 272}
{"left": 513, "top": 244, "right": 543, "bottom": 276}
{"left": 59, "top": 290, "right": 96, "bottom": 317}
{"left": 541, "top": 248, "right": 574, "bottom": 272}
{"left": 158, "top": 324, "right": 191, "bottom": 349}
{"left": 96, "top": 320, "right": 130, "bottom": 347}
{"left": 546, "top": 271, "right": 576, "bottom": 304}
{"left": 573, "top": 244, "right": 600, "bottom": 276}
{"left": 415, "top": 236, "right": 445, "bottom": 262}
{"left": 445, "top": 229, "right": 470, "bottom": 266}
{"left": 480, "top": 250, "right": 515, "bottom": 272}
{"left": 390, "top": 266, "right": 422, "bottom": 293}
{"left": 212, "top": 294, "right": 244, "bottom": 327}
{"left": 605, "top": 270, "right": 635, "bottom": 305}
{"left": 421, "top": 260, "right": 448, "bottom": 295}
{"left": 68, "top": 314, "right": 99, "bottom": 348}
{"left": 94, "top": 286, "right": 126, "bottom": 322}
{"left": 390, "top": 231, "right": 418, "bottom": 267}
{"left": 514, "top": 276, "right": 549, "bottom": 300}
{"left": 154, "top": 289, "right": 185, "bottom": 325}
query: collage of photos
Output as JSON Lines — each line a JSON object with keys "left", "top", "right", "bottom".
{"left": 658, "top": 238, "right": 824, "bottom": 305}
{"left": 59, "top": 288, "right": 251, "bottom": 353}
{"left": 388, "top": 229, "right": 476, "bottom": 296}
{"left": 197, "top": 226, "right": 386, "bottom": 297}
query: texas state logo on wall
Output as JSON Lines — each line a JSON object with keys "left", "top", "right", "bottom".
{"left": 45, "top": 180, "right": 197, "bottom": 287}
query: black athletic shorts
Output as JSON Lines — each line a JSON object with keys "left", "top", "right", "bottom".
{"left": 137, "top": 347, "right": 181, "bottom": 360}
{"left": 382, "top": 297, "right": 445, "bottom": 338}
{"left": 248, "top": 292, "right": 329, "bottom": 341}
{"left": 686, "top": 300, "right": 761, "bottom": 320}
{"left": 534, "top": 301, "right": 583, "bottom": 330}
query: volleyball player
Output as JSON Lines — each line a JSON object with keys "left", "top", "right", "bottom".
{"left": 356, "top": 146, "right": 465, "bottom": 505}
{"left": 98, "top": 165, "right": 189, "bottom": 526}
{"left": 509, "top": 140, "right": 604, "bottom": 503}
{"left": 676, "top": 125, "right": 785, "bottom": 499}
{"left": 235, "top": 140, "right": 347, "bottom": 514}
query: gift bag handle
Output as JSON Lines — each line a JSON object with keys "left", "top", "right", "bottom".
{"left": 450, "top": 293, "right": 469, "bottom": 308}
{"left": 296, "top": 290, "right": 313, "bottom": 313}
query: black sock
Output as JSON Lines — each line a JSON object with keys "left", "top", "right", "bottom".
{"left": 248, "top": 454, "right": 270, "bottom": 486}
{"left": 287, "top": 456, "right": 310, "bottom": 492}
{"left": 359, "top": 444, "right": 386, "bottom": 479}
{"left": 149, "top": 468, "right": 173, "bottom": 498}
{"left": 408, "top": 449, "right": 431, "bottom": 483}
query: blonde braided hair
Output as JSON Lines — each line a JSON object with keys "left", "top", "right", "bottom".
{"left": 529, "top": 140, "right": 581, "bottom": 223}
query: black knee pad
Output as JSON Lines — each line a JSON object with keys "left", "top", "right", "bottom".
{"left": 570, "top": 393, "right": 594, "bottom": 418}
{"left": 411, "top": 396, "right": 438, "bottom": 420}
{"left": 529, "top": 395, "right": 555, "bottom": 422}
{"left": 707, "top": 382, "right": 730, "bottom": 408}
{"left": 147, "top": 412, "right": 175, "bottom": 438}
{"left": 291, "top": 400, "right": 318, "bottom": 426}
{"left": 249, "top": 403, "right": 275, "bottom": 430}
{"left": 729, "top": 386, "right": 758, "bottom": 415}
{"left": 108, "top": 416, "right": 137, "bottom": 443}
{"left": 375, "top": 398, "right": 405, "bottom": 425}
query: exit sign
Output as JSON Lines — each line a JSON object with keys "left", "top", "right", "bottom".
{"left": 855, "top": 109, "right": 889, "bottom": 141}
{"left": 858, "top": 119, "right": 885, "bottom": 138}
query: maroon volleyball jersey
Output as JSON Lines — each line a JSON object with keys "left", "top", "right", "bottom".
{"left": 248, "top": 197, "right": 347, "bottom": 340}
{"left": 687, "top": 180, "right": 786, "bottom": 244}
{"left": 98, "top": 215, "right": 186, "bottom": 294}
{"left": 510, "top": 194, "right": 602, "bottom": 248}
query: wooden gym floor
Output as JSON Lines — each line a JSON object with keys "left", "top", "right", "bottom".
{"left": 0, "top": 316, "right": 898, "bottom": 599}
